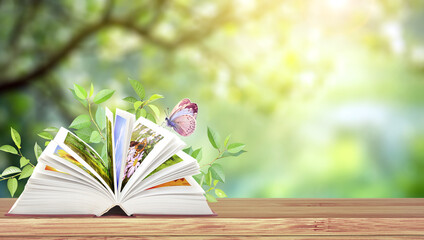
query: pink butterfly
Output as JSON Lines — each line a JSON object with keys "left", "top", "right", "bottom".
{"left": 165, "top": 98, "right": 198, "bottom": 136}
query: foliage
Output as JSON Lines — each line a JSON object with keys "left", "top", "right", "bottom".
{"left": 0, "top": 128, "right": 37, "bottom": 197}
{"left": 123, "top": 78, "right": 164, "bottom": 123}
{"left": 191, "top": 127, "right": 246, "bottom": 201}
{"left": 1, "top": 80, "right": 245, "bottom": 201}
{"left": 67, "top": 83, "right": 115, "bottom": 160}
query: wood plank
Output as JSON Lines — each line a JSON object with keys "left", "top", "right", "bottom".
{"left": 0, "top": 237, "right": 423, "bottom": 240}
{"left": 3, "top": 198, "right": 424, "bottom": 218}
{"left": 1, "top": 198, "right": 424, "bottom": 237}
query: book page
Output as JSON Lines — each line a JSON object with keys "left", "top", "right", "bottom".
{"left": 118, "top": 116, "right": 186, "bottom": 200}
{"left": 114, "top": 109, "right": 135, "bottom": 192}
{"left": 136, "top": 176, "right": 204, "bottom": 197}
{"left": 54, "top": 128, "right": 114, "bottom": 192}
{"left": 52, "top": 145, "right": 99, "bottom": 182}
{"left": 105, "top": 107, "right": 116, "bottom": 194}
{"left": 146, "top": 178, "right": 191, "bottom": 190}
{"left": 121, "top": 122, "right": 164, "bottom": 189}
{"left": 43, "top": 141, "right": 106, "bottom": 188}
{"left": 143, "top": 154, "right": 184, "bottom": 180}
{"left": 122, "top": 151, "right": 199, "bottom": 201}
{"left": 44, "top": 165, "right": 67, "bottom": 174}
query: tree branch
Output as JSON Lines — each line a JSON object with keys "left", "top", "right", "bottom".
{"left": 0, "top": 2, "right": 234, "bottom": 93}
{"left": 102, "top": 0, "right": 115, "bottom": 21}
{"left": 0, "top": 21, "right": 105, "bottom": 93}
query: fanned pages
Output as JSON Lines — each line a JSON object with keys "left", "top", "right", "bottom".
{"left": 8, "top": 108, "right": 213, "bottom": 216}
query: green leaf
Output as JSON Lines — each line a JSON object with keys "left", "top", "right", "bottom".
{"left": 207, "top": 127, "right": 221, "bottom": 149}
{"left": 75, "top": 128, "right": 92, "bottom": 142}
{"left": 193, "top": 174, "right": 202, "bottom": 184}
{"left": 101, "top": 144, "right": 107, "bottom": 164}
{"left": 34, "top": 142, "right": 42, "bottom": 160}
{"left": 70, "top": 89, "right": 88, "bottom": 107}
{"left": 74, "top": 83, "right": 87, "bottom": 99}
{"left": 93, "top": 89, "right": 115, "bottom": 104}
{"left": 89, "top": 131, "right": 102, "bottom": 143}
{"left": 0, "top": 145, "right": 18, "bottom": 155}
{"left": 89, "top": 83, "right": 94, "bottom": 97}
{"left": 227, "top": 143, "right": 245, "bottom": 153}
{"left": 128, "top": 78, "right": 145, "bottom": 99}
{"left": 69, "top": 114, "right": 91, "bottom": 130}
{"left": 199, "top": 174, "right": 205, "bottom": 186}
{"left": 43, "top": 127, "right": 59, "bottom": 132}
{"left": 224, "top": 134, "right": 231, "bottom": 148}
{"left": 205, "top": 193, "right": 217, "bottom": 202}
{"left": 213, "top": 179, "right": 219, "bottom": 186}
{"left": 220, "top": 150, "right": 247, "bottom": 158}
{"left": 134, "top": 101, "right": 143, "bottom": 110}
{"left": 127, "top": 108, "right": 136, "bottom": 114}
{"left": 148, "top": 104, "right": 160, "bottom": 119}
{"left": 191, "top": 148, "right": 202, "bottom": 161}
{"left": 10, "top": 127, "right": 21, "bottom": 149}
{"left": 205, "top": 169, "right": 213, "bottom": 186}
{"left": 20, "top": 157, "right": 29, "bottom": 168}
{"left": 200, "top": 166, "right": 209, "bottom": 174}
{"left": 7, "top": 178, "right": 18, "bottom": 197}
{"left": 146, "top": 113, "right": 156, "bottom": 123}
{"left": 44, "top": 141, "right": 50, "bottom": 147}
{"left": 123, "top": 96, "right": 138, "bottom": 103}
{"left": 1, "top": 166, "right": 21, "bottom": 177}
{"left": 136, "top": 108, "right": 147, "bottom": 119}
{"left": 210, "top": 163, "right": 225, "bottom": 183}
{"left": 95, "top": 106, "right": 106, "bottom": 130}
{"left": 215, "top": 189, "right": 227, "bottom": 198}
{"left": 183, "top": 147, "right": 193, "bottom": 154}
{"left": 37, "top": 132, "right": 53, "bottom": 140}
{"left": 148, "top": 94, "right": 163, "bottom": 103}
{"left": 19, "top": 165, "right": 34, "bottom": 180}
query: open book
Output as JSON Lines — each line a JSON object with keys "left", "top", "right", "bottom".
{"left": 8, "top": 108, "right": 214, "bottom": 216}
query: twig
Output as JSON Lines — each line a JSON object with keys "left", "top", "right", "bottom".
{"left": 0, "top": 173, "right": 21, "bottom": 181}
{"left": 87, "top": 101, "right": 106, "bottom": 141}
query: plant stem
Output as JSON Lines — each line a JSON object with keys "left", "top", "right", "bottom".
{"left": 87, "top": 101, "right": 106, "bottom": 141}
{"left": 0, "top": 173, "right": 21, "bottom": 181}
{"left": 17, "top": 150, "right": 35, "bottom": 168}
{"left": 200, "top": 149, "right": 224, "bottom": 168}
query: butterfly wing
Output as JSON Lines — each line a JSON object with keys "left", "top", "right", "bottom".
{"left": 172, "top": 114, "right": 197, "bottom": 136}
{"left": 169, "top": 98, "right": 191, "bottom": 116}
{"left": 169, "top": 98, "right": 198, "bottom": 120}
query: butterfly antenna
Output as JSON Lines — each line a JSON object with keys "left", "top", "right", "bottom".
{"left": 161, "top": 108, "right": 169, "bottom": 127}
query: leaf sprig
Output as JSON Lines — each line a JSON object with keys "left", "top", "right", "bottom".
{"left": 0, "top": 128, "right": 41, "bottom": 196}
{"left": 123, "top": 78, "right": 164, "bottom": 123}
{"left": 190, "top": 127, "right": 246, "bottom": 202}
{"left": 68, "top": 83, "right": 115, "bottom": 160}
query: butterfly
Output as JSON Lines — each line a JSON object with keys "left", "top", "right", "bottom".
{"left": 129, "top": 139, "right": 147, "bottom": 158}
{"left": 165, "top": 98, "right": 198, "bottom": 136}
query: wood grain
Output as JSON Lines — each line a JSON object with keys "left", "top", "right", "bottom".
{"left": 1, "top": 198, "right": 424, "bottom": 238}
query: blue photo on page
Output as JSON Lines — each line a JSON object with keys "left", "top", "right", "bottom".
{"left": 114, "top": 115, "right": 127, "bottom": 189}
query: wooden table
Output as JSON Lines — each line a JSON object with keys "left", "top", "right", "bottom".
{"left": 1, "top": 198, "right": 424, "bottom": 239}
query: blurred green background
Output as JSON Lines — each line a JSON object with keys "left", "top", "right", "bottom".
{"left": 1, "top": 0, "right": 424, "bottom": 197}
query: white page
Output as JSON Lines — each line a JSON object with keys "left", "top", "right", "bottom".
{"left": 105, "top": 107, "right": 117, "bottom": 198}
{"left": 9, "top": 163, "right": 112, "bottom": 216}
{"left": 53, "top": 128, "right": 114, "bottom": 196}
{"left": 114, "top": 108, "right": 135, "bottom": 193}
{"left": 121, "top": 177, "right": 213, "bottom": 215}
{"left": 118, "top": 116, "right": 186, "bottom": 201}
{"left": 39, "top": 154, "right": 114, "bottom": 202}
{"left": 123, "top": 151, "right": 199, "bottom": 201}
